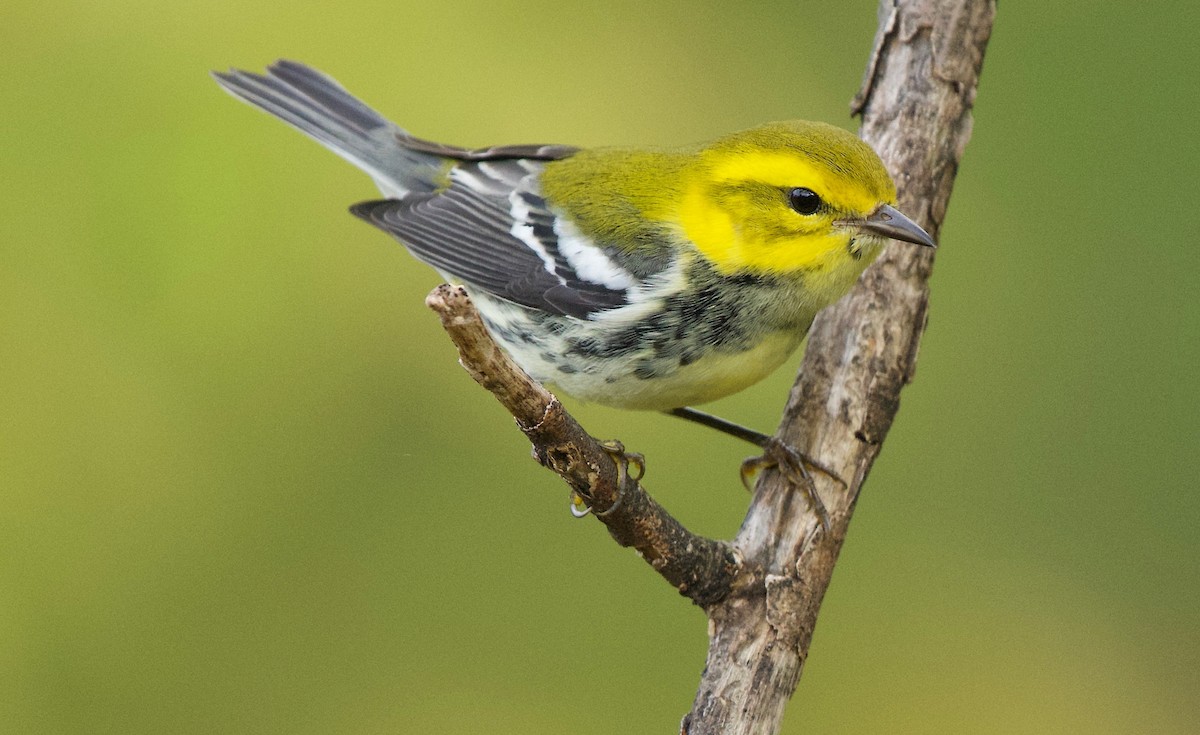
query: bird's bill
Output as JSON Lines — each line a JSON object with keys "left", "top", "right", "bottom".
{"left": 851, "top": 204, "right": 937, "bottom": 248}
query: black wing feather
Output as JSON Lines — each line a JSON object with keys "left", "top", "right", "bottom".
{"left": 397, "top": 136, "right": 580, "bottom": 162}
{"left": 350, "top": 172, "right": 630, "bottom": 318}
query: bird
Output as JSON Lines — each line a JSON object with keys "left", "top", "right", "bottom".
{"left": 212, "top": 60, "right": 935, "bottom": 522}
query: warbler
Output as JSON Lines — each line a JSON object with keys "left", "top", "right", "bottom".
{"left": 212, "top": 61, "right": 934, "bottom": 508}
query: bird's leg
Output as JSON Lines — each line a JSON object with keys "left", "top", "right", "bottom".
{"left": 666, "top": 406, "right": 773, "bottom": 446}
{"left": 666, "top": 407, "right": 841, "bottom": 532}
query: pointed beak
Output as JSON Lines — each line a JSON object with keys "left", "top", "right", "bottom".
{"left": 855, "top": 204, "right": 936, "bottom": 248}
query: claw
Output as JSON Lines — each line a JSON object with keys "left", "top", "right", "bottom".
{"left": 569, "top": 440, "right": 644, "bottom": 519}
{"left": 569, "top": 490, "right": 593, "bottom": 517}
{"left": 598, "top": 439, "right": 645, "bottom": 483}
{"left": 740, "top": 438, "right": 843, "bottom": 533}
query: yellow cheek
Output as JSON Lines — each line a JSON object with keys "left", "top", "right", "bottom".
{"left": 674, "top": 184, "right": 850, "bottom": 275}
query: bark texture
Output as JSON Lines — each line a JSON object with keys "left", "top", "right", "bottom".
{"left": 683, "top": 1, "right": 993, "bottom": 732}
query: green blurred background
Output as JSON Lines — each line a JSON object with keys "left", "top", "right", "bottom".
{"left": 2, "top": 0, "right": 1197, "bottom": 732}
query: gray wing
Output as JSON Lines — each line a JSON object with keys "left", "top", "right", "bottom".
{"left": 397, "top": 136, "right": 580, "bottom": 163}
{"left": 215, "top": 60, "right": 639, "bottom": 316}
{"left": 352, "top": 157, "right": 642, "bottom": 319}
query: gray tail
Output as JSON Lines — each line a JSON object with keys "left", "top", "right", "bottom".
{"left": 212, "top": 60, "right": 442, "bottom": 196}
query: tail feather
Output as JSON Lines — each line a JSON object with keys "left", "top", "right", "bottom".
{"left": 212, "top": 61, "right": 443, "bottom": 196}
{"left": 265, "top": 60, "right": 391, "bottom": 135}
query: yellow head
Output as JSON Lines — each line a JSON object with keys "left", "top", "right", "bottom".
{"left": 674, "top": 121, "right": 933, "bottom": 280}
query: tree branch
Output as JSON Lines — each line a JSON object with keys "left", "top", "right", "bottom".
{"left": 684, "top": 1, "right": 994, "bottom": 733}
{"left": 426, "top": 284, "right": 741, "bottom": 607}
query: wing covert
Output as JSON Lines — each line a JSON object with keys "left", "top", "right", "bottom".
{"left": 350, "top": 160, "right": 639, "bottom": 318}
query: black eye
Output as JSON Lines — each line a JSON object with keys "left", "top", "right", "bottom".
{"left": 788, "top": 187, "right": 822, "bottom": 215}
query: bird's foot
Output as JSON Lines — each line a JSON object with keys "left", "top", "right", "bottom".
{"left": 740, "top": 438, "right": 842, "bottom": 533}
{"left": 569, "top": 439, "right": 644, "bottom": 518}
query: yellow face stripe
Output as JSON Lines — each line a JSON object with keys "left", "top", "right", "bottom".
{"left": 706, "top": 151, "right": 885, "bottom": 214}
{"left": 672, "top": 150, "right": 889, "bottom": 275}
{"left": 674, "top": 187, "right": 841, "bottom": 274}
